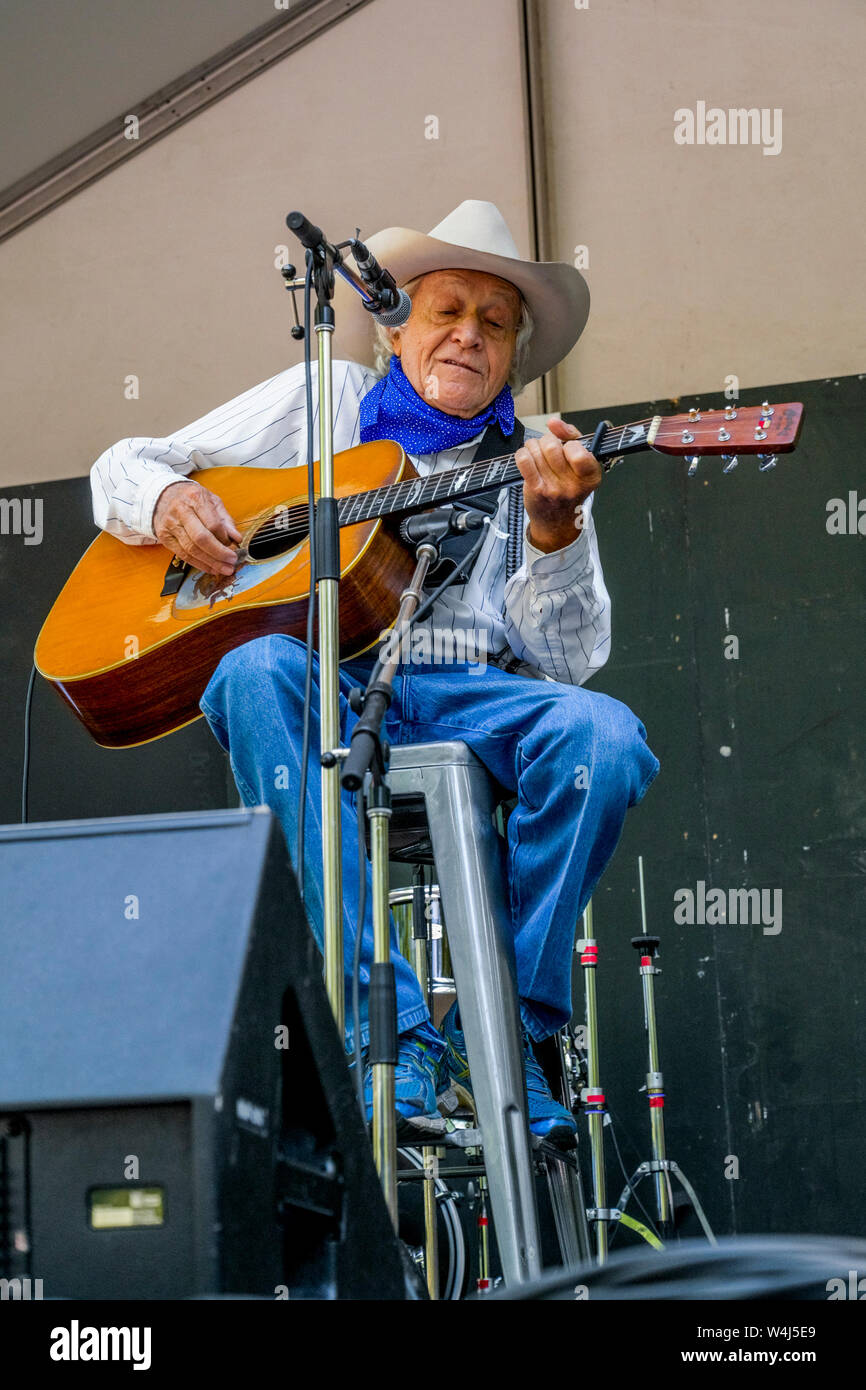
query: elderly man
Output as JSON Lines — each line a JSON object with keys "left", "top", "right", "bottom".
{"left": 91, "top": 201, "right": 659, "bottom": 1144}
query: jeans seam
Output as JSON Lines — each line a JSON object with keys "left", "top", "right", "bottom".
{"left": 200, "top": 696, "right": 229, "bottom": 751}
{"left": 346, "top": 1003, "right": 429, "bottom": 1052}
{"left": 635, "top": 757, "right": 661, "bottom": 803}
{"left": 400, "top": 717, "right": 514, "bottom": 740}
{"left": 513, "top": 714, "right": 598, "bottom": 1024}
{"left": 520, "top": 998, "right": 554, "bottom": 1044}
{"left": 231, "top": 762, "right": 259, "bottom": 807}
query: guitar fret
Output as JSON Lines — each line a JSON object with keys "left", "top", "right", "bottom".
{"left": 378, "top": 484, "right": 400, "bottom": 517}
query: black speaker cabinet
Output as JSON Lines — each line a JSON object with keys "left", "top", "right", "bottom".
{"left": 0, "top": 807, "right": 411, "bottom": 1300}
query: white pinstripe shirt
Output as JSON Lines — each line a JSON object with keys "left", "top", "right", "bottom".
{"left": 90, "top": 359, "right": 611, "bottom": 686}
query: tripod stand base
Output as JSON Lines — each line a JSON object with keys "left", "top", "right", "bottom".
{"left": 617, "top": 1159, "right": 717, "bottom": 1245}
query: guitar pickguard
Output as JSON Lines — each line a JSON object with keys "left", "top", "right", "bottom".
{"left": 172, "top": 543, "right": 304, "bottom": 615}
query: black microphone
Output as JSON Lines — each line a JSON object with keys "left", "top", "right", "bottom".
{"left": 399, "top": 507, "right": 487, "bottom": 546}
{"left": 286, "top": 211, "right": 342, "bottom": 264}
{"left": 350, "top": 238, "right": 412, "bottom": 326}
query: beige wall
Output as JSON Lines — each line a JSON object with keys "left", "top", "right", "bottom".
{"left": 540, "top": 0, "right": 865, "bottom": 410}
{"left": 1, "top": 0, "right": 863, "bottom": 487}
{"left": 0, "top": 0, "right": 536, "bottom": 488}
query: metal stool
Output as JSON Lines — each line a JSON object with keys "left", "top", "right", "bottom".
{"left": 386, "top": 739, "right": 542, "bottom": 1284}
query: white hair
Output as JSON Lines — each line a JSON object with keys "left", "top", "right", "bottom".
{"left": 371, "top": 272, "right": 534, "bottom": 394}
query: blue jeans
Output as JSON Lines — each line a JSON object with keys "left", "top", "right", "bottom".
{"left": 200, "top": 634, "right": 659, "bottom": 1048}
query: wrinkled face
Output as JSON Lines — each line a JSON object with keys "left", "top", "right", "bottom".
{"left": 390, "top": 268, "right": 522, "bottom": 418}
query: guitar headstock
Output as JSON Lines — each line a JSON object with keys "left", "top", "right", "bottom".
{"left": 649, "top": 401, "right": 804, "bottom": 474}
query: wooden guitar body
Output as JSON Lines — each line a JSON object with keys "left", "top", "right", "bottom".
{"left": 35, "top": 441, "right": 414, "bottom": 747}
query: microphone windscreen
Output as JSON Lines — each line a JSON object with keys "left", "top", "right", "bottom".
{"left": 372, "top": 289, "right": 412, "bottom": 327}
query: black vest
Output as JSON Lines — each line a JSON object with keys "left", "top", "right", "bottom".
{"left": 424, "top": 418, "right": 526, "bottom": 588}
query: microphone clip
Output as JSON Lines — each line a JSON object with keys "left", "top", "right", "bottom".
{"left": 399, "top": 506, "right": 487, "bottom": 547}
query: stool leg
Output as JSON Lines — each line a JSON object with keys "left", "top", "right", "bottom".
{"left": 412, "top": 758, "right": 542, "bottom": 1285}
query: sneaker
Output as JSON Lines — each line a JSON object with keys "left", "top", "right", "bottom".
{"left": 360, "top": 1021, "right": 450, "bottom": 1127}
{"left": 440, "top": 1001, "right": 577, "bottom": 1146}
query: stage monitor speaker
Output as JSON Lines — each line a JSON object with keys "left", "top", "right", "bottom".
{"left": 0, "top": 806, "right": 413, "bottom": 1300}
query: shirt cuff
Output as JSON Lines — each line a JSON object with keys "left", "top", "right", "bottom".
{"left": 134, "top": 471, "right": 192, "bottom": 540}
{"left": 521, "top": 518, "right": 593, "bottom": 592}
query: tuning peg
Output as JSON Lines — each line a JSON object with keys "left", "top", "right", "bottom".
{"left": 757, "top": 454, "right": 777, "bottom": 471}
{"left": 721, "top": 454, "right": 739, "bottom": 473}
{"left": 760, "top": 401, "right": 775, "bottom": 416}
{"left": 686, "top": 455, "right": 701, "bottom": 477}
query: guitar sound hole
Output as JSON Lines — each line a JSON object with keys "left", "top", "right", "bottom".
{"left": 247, "top": 516, "right": 309, "bottom": 561}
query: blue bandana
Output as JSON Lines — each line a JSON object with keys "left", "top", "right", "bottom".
{"left": 359, "top": 354, "right": 515, "bottom": 455}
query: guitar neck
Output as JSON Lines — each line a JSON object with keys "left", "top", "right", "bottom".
{"left": 336, "top": 418, "right": 658, "bottom": 527}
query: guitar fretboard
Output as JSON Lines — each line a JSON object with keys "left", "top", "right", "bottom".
{"left": 335, "top": 418, "right": 654, "bottom": 526}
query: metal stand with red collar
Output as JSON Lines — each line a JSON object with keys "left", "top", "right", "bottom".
{"left": 578, "top": 858, "right": 717, "bottom": 1261}
{"left": 617, "top": 856, "right": 717, "bottom": 1245}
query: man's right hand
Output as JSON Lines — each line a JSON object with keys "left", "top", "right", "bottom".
{"left": 152, "top": 480, "right": 242, "bottom": 576}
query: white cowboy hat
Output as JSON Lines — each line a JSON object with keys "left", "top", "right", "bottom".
{"left": 331, "top": 199, "right": 590, "bottom": 386}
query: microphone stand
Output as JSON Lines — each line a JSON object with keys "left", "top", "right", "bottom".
{"left": 280, "top": 219, "right": 492, "bottom": 1232}
{"left": 341, "top": 538, "right": 440, "bottom": 1228}
{"left": 283, "top": 212, "right": 483, "bottom": 1227}
{"left": 284, "top": 212, "right": 347, "bottom": 1038}
{"left": 283, "top": 212, "right": 411, "bottom": 1043}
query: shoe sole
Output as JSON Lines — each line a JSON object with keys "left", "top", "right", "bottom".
{"left": 365, "top": 1111, "right": 448, "bottom": 1139}
{"left": 531, "top": 1121, "right": 577, "bottom": 1149}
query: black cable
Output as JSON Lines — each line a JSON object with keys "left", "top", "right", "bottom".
{"left": 295, "top": 254, "right": 316, "bottom": 903}
{"left": 21, "top": 663, "right": 36, "bottom": 822}
{"left": 405, "top": 525, "right": 489, "bottom": 632}
{"left": 352, "top": 787, "right": 367, "bottom": 1120}
{"left": 366, "top": 524, "right": 490, "bottom": 690}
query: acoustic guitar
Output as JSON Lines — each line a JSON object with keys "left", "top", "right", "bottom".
{"left": 35, "top": 401, "right": 804, "bottom": 747}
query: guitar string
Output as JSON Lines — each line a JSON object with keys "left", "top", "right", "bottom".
{"left": 246, "top": 416, "right": 660, "bottom": 547}
{"left": 246, "top": 405, "right": 778, "bottom": 546}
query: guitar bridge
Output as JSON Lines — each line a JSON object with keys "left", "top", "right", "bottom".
{"left": 160, "top": 555, "right": 189, "bottom": 597}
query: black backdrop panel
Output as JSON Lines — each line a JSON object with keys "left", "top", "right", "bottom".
{"left": 562, "top": 374, "right": 865, "bottom": 1240}
{"left": 0, "top": 374, "right": 863, "bottom": 1242}
{"left": 0, "top": 472, "right": 233, "bottom": 825}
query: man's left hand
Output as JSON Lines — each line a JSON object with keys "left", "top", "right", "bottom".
{"left": 515, "top": 418, "right": 602, "bottom": 553}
